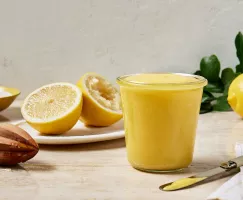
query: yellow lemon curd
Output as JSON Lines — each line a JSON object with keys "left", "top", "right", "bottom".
{"left": 117, "top": 73, "right": 207, "bottom": 172}
{"left": 163, "top": 177, "right": 207, "bottom": 191}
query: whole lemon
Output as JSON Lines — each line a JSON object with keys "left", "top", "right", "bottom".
{"left": 228, "top": 74, "right": 243, "bottom": 117}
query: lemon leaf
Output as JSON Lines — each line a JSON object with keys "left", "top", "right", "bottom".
{"left": 200, "top": 55, "right": 220, "bottom": 82}
{"left": 204, "top": 81, "right": 224, "bottom": 93}
{"left": 213, "top": 96, "right": 232, "bottom": 111}
{"left": 201, "top": 91, "right": 215, "bottom": 104}
{"left": 235, "top": 32, "right": 243, "bottom": 68}
{"left": 221, "top": 68, "right": 235, "bottom": 85}
{"left": 223, "top": 83, "right": 231, "bottom": 96}
{"left": 194, "top": 70, "right": 201, "bottom": 76}
{"left": 200, "top": 103, "right": 213, "bottom": 114}
{"left": 236, "top": 64, "right": 243, "bottom": 73}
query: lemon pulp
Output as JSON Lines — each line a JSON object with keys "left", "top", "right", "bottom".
{"left": 21, "top": 83, "right": 82, "bottom": 134}
{"left": 24, "top": 85, "right": 78, "bottom": 121}
{"left": 85, "top": 75, "right": 121, "bottom": 112}
{"left": 77, "top": 73, "right": 122, "bottom": 127}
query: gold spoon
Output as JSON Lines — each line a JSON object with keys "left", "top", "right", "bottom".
{"left": 0, "top": 86, "right": 20, "bottom": 112}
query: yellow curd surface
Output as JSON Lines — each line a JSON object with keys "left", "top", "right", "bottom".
{"left": 124, "top": 73, "right": 198, "bottom": 84}
{"left": 163, "top": 177, "right": 207, "bottom": 191}
{"left": 117, "top": 73, "right": 207, "bottom": 171}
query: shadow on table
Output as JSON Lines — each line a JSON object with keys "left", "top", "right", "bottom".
{"left": 135, "top": 156, "right": 221, "bottom": 176}
{"left": 0, "top": 115, "right": 10, "bottom": 122}
{"left": 22, "top": 160, "right": 57, "bottom": 171}
{"left": 0, "top": 160, "right": 56, "bottom": 172}
{"left": 172, "top": 156, "right": 223, "bottom": 175}
{"left": 0, "top": 107, "right": 23, "bottom": 122}
{"left": 185, "top": 159, "right": 219, "bottom": 174}
{"left": 39, "top": 138, "right": 126, "bottom": 152}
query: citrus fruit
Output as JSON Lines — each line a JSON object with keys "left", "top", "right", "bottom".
{"left": 228, "top": 74, "right": 243, "bottom": 117}
{"left": 76, "top": 73, "right": 122, "bottom": 126}
{"left": 21, "top": 82, "right": 82, "bottom": 134}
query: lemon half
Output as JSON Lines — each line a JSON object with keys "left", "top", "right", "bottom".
{"left": 21, "top": 82, "right": 82, "bottom": 134}
{"left": 77, "top": 73, "right": 122, "bottom": 126}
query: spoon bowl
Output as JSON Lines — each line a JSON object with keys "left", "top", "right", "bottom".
{"left": 0, "top": 86, "right": 20, "bottom": 111}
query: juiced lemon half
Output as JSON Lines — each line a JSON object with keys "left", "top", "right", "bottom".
{"left": 77, "top": 73, "right": 122, "bottom": 126}
{"left": 21, "top": 82, "right": 82, "bottom": 134}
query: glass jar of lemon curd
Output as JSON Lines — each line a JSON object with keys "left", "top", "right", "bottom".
{"left": 117, "top": 73, "right": 207, "bottom": 172}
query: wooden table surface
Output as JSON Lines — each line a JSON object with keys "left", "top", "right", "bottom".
{"left": 1, "top": 101, "right": 243, "bottom": 200}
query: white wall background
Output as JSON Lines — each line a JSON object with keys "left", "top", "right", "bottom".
{"left": 0, "top": 0, "right": 243, "bottom": 97}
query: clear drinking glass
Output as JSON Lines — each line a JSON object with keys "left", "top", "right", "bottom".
{"left": 117, "top": 73, "right": 207, "bottom": 172}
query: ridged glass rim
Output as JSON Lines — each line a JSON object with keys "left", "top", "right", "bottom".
{"left": 116, "top": 73, "right": 207, "bottom": 88}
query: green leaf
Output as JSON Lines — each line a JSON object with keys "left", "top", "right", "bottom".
{"left": 221, "top": 68, "right": 235, "bottom": 85}
{"left": 223, "top": 71, "right": 240, "bottom": 96}
{"left": 223, "top": 82, "right": 231, "bottom": 96}
{"left": 201, "top": 91, "right": 215, "bottom": 103}
{"left": 235, "top": 32, "right": 243, "bottom": 66}
{"left": 236, "top": 72, "right": 242, "bottom": 77}
{"left": 200, "top": 55, "right": 221, "bottom": 82}
{"left": 204, "top": 81, "right": 224, "bottom": 93}
{"left": 213, "top": 96, "right": 232, "bottom": 111}
{"left": 236, "top": 64, "right": 243, "bottom": 73}
{"left": 194, "top": 70, "right": 201, "bottom": 76}
{"left": 200, "top": 103, "right": 213, "bottom": 114}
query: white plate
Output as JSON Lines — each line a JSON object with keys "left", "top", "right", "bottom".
{"left": 16, "top": 120, "right": 124, "bottom": 145}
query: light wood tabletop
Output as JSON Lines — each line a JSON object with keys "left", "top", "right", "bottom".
{"left": 1, "top": 101, "right": 243, "bottom": 200}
